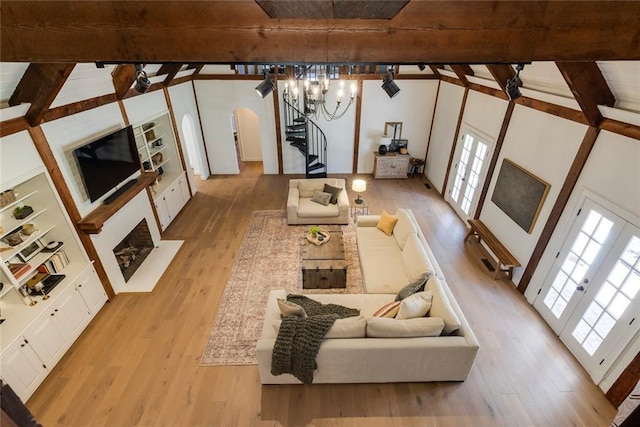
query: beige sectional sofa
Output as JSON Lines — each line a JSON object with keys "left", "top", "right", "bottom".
{"left": 257, "top": 208, "right": 479, "bottom": 384}
{"left": 287, "top": 178, "right": 350, "bottom": 225}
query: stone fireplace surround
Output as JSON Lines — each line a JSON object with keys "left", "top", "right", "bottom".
{"left": 89, "top": 191, "right": 182, "bottom": 294}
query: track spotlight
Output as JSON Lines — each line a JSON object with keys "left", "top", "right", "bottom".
{"left": 381, "top": 67, "right": 400, "bottom": 98}
{"left": 134, "top": 64, "right": 151, "bottom": 93}
{"left": 418, "top": 63, "right": 426, "bottom": 71}
{"left": 506, "top": 63, "right": 525, "bottom": 101}
{"left": 255, "top": 73, "right": 275, "bottom": 98}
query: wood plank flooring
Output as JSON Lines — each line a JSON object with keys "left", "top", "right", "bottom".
{"left": 26, "top": 163, "right": 616, "bottom": 426}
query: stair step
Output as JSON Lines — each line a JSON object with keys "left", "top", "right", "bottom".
{"left": 307, "top": 162, "right": 325, "bottom": 172}
{"left": 290, "top": 141, "right": 306, "bottom": 151}
{"left": 285, "top": 130, "right": 306, "bottom": 136}
{"left": 286, "top": 123, "right": 306, "bottom": 131}
{"left": 293, "top": 117, "right": 307, "bottom": 123}
{"left": 308, "top": 171, "right": 327, "bottom": 179}
{"left": 307, "top": 154, "right": 318, "bottom": 163}
{"left": 286, "top": 136, "right": 306, "bottom": 143}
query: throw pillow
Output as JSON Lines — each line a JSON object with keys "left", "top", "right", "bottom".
{"left": 425, "top": 276, "right": 461, "bottom": 335}
{"left": 396, "top": 291, "right": 433, "bottom": 320}
{"left": 298, "top": 180, "right": 322, "bottom": 197}
{"left": 310, "top": 189, "right": 332, "bottom": 206}
{"left": 323, "top": 183, "right": 343, "bottom": 205}
{"left": 366, "top": 317, "right": 445, "bottom": 338}
{"left": 395, "top": 272, "right": 432, "bottom": 301}
{"left": 401, "top": 234, "right": 434, "bottom": 283}
{"left": 376, "top": 210, "right": 398, "bottom": 236}
{"left": 273, "top": 315, "right": 367, "bottom": 338}
{"left": 277, "top": 298, "right": 307, "bottom": 318}
{"left": 372, "top": 301, "right": 401, "bottom": 318}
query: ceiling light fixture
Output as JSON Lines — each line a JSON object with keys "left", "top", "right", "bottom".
{"left": 506, "top": 63, "right": 525, "bottom": 101}
{"left": 134, "top": 64, "right": 151, "bottom": 93}
{"left": 255, "top": 72, "right": 276, "bottom": 98}
{"left": 381, "top": 66, "right": 400, "bottom": 98}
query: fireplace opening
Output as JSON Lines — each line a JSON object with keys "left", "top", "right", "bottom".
{"left": 112, "top": 219, "right": 155, "bottom": 282}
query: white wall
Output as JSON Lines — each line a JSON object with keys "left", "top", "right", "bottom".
{"left": 168, "top": 82, "right": 208, "bottom": 192}
{"left": 480, "top": 105, "right": 588, "bottom": 284}
{"left": 40, "top": 103, "right": 126, "bottom": 217}
{"left": 50, "top": 64, "right": 115, "bottom": 108}
{"left": 194, "top": 80, "right": 278, "bottom": 174}
{"left": 0, "top": 131, "right": 43, "bottom": 188}
{"left": 425, "top": 82, "right": 465, "bottom": 193}
{"left": 122, "top": 90, "right": 169, "bottom": 125}
{"left": 460, "top": 90, "right": 509, "bottom": 140}
{"left": 358, "top": 79, "right": 438, "bottom": 173}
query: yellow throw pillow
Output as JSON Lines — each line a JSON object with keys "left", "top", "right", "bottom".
{"left": 376, "top": 210, "right": 398, "bottom": 236}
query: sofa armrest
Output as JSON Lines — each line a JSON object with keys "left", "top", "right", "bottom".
{"left": 357, "top": 215, "right": 380, "bottom": 227}
{"left": 337, "top": 186, "right": 350, "bottom": 216}
{"left": 287, "top": 187, "right": 300, "bottom": 217}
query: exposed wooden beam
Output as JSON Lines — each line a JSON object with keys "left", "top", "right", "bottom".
{"left": 428, "top": 65, "right": 441, "bottom": 76}
{"left": 606, "top": 351, "right": 640, "bottom": 407}
{"left": 255, "top": 0, "right": 409, "bottom": 19}
{"left": 449, "top": 64, "right": 474, "bottom": 86}
{"left": 186, "top": 63, "right": 205, "bottom": 75}
{"left": 42, "top": 93, "right": 117, "bottom": 123}
{"left": 600, "top": 118, "right": 640, "bottom": 141}
{"left": 442, "top": 87, "right": 469, "bottom": 196}
{"left": 157, "top": 63, "right": 183, "bottom": 86}
{"left": 556, "top": 61, "right": 615, "bottom": 127}
{"left": 2, "top": 1, "right": 639, "bottom": 63}
{"left": 8, "top": 63, "right": 75, "bottom": 127}
{"left": 486, "top": 64, "right": 516, "bottom": 93}
{"left": 0, "top": 116, "right": 29, "bottom": 138}
{"left": 352, "top": 79, "right": 364, "bottom": 174}
{"left": 112, "top": 64, "right": 136, "bottom": 100}
{"left": 518, "top": 127, "right": 600, "bottom": 293}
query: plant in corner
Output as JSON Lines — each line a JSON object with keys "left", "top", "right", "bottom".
{"left": 12, "top": 204, "right": 33, "bottom": 220}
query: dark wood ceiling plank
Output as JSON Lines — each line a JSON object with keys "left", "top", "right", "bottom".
{"left": 486, "top": 64, "right": 516, "bottom": 93}
{"left": 449, "top": 64, "right": 473, "bottom": 86}
{"left": 8, "top": 63, "right": 75, "bottom": 126}
{"left": 112, "top": 64, "right": 137, "bottom": 100}
{"left": 2, "top": 2, "right": 639, "bottom": 63}
{"left": 157, "top": 63, "right": 183, "bottom": 86}
{"left": 255, "top": 0, "right": 408, "bottom": 19}
{"left": 428, "top": 65, "right": 441, "bottom": 76}
{"left": 556, "top": 61, "right": 616, "bottom": 127}
{"left": 186, "top": 63, "right": 205, "bottom": 74}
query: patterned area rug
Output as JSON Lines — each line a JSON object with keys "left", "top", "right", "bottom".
{"left": 200, "top": 210, "right": 363, "bottom": 366}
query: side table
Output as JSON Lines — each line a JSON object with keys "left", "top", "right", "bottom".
{"left": 351, "top": 200, "right": 370, "bottom": 218}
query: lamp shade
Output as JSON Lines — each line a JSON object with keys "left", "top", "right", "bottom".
{"left": 352, "top": 179, "right": 367, "bottom": 193}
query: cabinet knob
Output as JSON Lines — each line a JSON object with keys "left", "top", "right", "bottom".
{"left": 51, "top": 313, "right": 55, "bottom": 316}
{"left": 54, "top": 309, "right": 58, "bottom": 312}
{"left": 20, "top": 343, "right": 25, "bottom": 347}
{"left": 79, "top": 284, "right": 83, "bottom": 288}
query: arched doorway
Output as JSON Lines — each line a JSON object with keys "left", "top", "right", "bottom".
{"left": 181, "top": 114, "right": 208, "bottom": 179}
{"left": 233, "top": 107, "right": 263, "bottom": 172}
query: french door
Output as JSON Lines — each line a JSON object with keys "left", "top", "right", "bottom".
{"left": 446, "top": 130, "right": 491, "bottom": 222}
{"left": 535, "top": 199, "right": 640, "bottom": 382}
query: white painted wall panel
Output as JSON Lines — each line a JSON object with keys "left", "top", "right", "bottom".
{"left": 0, "top": 63, "right": 29, "bottom": 103}
{"left": 0, "top": 131, "right": 44, "bottom": 189}
{"left": 358, "top": 79, "right": 438, "bottom": 173}
{"left": 598, "top": 61, "right": 640, "bottom": 113}
{"left": 193, "top": 80, "right": 278, "bottom": 174}
{"left": 480, "top": 105, "right": 588, "bottom": 284}
{"left": 50, "top": 64, "right": 115, "bottom": 108}
{"left": 168, "top": 82, "right": 208, "bottom": 191}
{"left": 123, "top": 90, "right": 169, "bottom": 125}
{"left": 461, "top": 90, "right": 509, "bottom": 141}
{"left": 40, "top": 103, "right": 126, "bottom": 217}
{"left": 424, "top": 82, "right": 465, "bottom": 193}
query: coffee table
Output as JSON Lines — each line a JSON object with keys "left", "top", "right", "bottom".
{"left": 301, "top": 225, "right": 347, "bottom": 289}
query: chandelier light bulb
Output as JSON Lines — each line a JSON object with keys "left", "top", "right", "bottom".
{"left": 350, "top": 82, "right": 357, "bottom": 99}
{"left": 337, "top": 88, "right": 344, "bottom": 103}
{"left": 292, "top": 85, "right": 299, "bottom": 101}
{"left": 304, "top": 79, "right": 310, "bottom": 91}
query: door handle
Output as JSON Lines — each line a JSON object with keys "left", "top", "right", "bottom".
{"left": 576, "top": 285, "right": 585, "bottom": 291}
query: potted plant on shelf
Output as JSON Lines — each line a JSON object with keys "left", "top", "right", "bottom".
{"left": 12, "top": 204, "right": 33, "bottom": 220}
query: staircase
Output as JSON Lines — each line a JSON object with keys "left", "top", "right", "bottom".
{"left": 282, "top": 95, "right": 328, "bottom": 178}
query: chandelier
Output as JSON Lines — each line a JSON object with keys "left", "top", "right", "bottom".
{"left": 283, "top": 65, "right": 357, "bottom": 121}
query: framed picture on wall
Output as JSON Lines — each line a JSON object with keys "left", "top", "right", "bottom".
{"left": 17, "top": 240, "right": 44, "bottom": 262}
{"left": 491, "top": 159, "right": 551, "bottom": 234}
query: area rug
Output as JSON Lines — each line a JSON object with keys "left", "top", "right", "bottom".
{"left": 200, "top": 210, "right": 363, "bottom": 366}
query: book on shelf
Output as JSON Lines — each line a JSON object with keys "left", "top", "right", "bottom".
{"left": 45, "top": 250, "right": 69, "bottom": 273}
{"left": 8, "top": 262, "right": 31, "bottom": 279}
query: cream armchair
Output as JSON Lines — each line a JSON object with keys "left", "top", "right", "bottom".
{"left": 287, "top": 178, "right": 350, "bottom": 225}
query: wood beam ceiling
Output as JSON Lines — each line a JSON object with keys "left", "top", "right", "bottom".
{"left": 556, "top": 62, "right": 615, "bottom": 127}
{"left": 449, "top": 64, "right": 474, "bottom": 86}
{"left": 255, "top": 0, "right": 409, "bottom": 19}
{"left": 486, "top": 64, "right": 516, "bottom": 93}
{"left": 186, "top": 63, "right": 205, "bottom": 75}
{"left": 1, "top": 1, "right": 639, "bottom": 63}
{"left": 157, "top": 64, "right": 183, "bottom": 86}
{"left": 8, "top": 63, "right": 75, "bottom": 127}
{"left": 111, "top": 65, "right": 137, "bottom": 100}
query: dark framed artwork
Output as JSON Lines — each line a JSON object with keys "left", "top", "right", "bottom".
{"left": 491, "top": 159, "right": 551, "bottom": 234}
{"left": 17, "top": 240, "right": 44, "bottom": 262}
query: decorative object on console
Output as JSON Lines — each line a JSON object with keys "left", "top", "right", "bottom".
{"left": 21, "top": 223, "right": 35, "bottom": 235}
{"left": 378, "top": 144, "right": 388, "bottom": 155}
{"left": 12, "top": 205, "right": 33, "bottom": 220}
{"left": 352, "top": 179, "right": 366, "bottom": 205}
{"left": 0, "top": 189, "right": 16, "bottom": 208}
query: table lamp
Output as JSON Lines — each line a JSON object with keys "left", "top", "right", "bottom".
{"left": 352, "top": 179, "right": 366, "bottom": 204}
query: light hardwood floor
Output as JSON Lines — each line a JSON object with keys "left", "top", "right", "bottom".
{"left": 27, "top": 163, "right": 616, "bottom": 426}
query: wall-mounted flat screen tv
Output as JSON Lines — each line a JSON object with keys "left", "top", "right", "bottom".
{"left": 73, "top": 126, "right": 141, "bottom": 202}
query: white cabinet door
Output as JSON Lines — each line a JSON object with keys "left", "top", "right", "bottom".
{"left": 178, "top": 174, "right": 190, "bottom": 205}
{"left": 155, "top": 196, "right": 171, "bottom": 231}
{"left": 24, "top": 313, "right": 68, "bottom": 368}
{"left": 75, "top": 267, "right": 107, "bottom": 316}
{"left": 0, "top": 338, "right": 47, "bottom": 402}
{"left": 166, "top": 181, "right": 186, "bottom": 219}
{"left": 55, "top": 286, "right": 91, "bottom": 342}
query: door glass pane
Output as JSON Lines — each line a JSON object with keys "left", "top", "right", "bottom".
{"left": 461, "top": 142, "right": 487, "bottom": 215}
{"left": 451, "top": 135, "right": 473, "bottom": 203}
{"left": 621, "top": 236, "right": 640, "bottom": 266}
{"left": 622, "top": 271, "right": 640, "bottom": 299}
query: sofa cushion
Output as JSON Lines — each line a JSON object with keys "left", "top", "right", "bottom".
{"left": 323, "top": 183, "right": 343, "bottom": 205}
{"left": 297, "top": 198, "right": 340, "bottom": 218}
{"left": 395, "top": 272, "right": 431, "bottom": 301}
{"left": 357, "top": 228, "right": 410, "bottom": 294}
{"left": 402, "top": 234, "right": 434, "bottom": 283}
{"left": 273, "top": 315, "right": 366, "bottom": 339}
{"left": 376, "top": 210, "right": 398, "bottom": 236}
{"left": 278, "top": 298, "right": 307, "bottom": 318}
{"left": 396, "top": 291, "right": 433, "bottom": 319}
{"left": 372, "top": 301, "right": 401, "bottom": 318}
{"left": 425, "top": 276, "right": 461, "bottom": 335}
{"left": 366, "top": 317, "right": 445, "bottom": 338}
{"left": 298, "top": 180, "right": 325, "bottom": 198}
{"left": 311, "top": 189, "right": 332, "bottom": 206}
{"left": 393, "top": 208, "right": 418, "bottom": 249}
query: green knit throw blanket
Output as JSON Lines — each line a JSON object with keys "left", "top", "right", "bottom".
{"left": 271, "top": 294, "right": 360, "bottom": 384}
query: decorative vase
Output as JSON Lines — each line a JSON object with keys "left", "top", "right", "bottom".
{"left": 378, "top": 144, "right": 388, "bottom": 155}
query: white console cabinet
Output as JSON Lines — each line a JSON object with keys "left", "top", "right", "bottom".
{"left": 154, "top": 172, "right": 190, "bottom": 231}
{"left": 0, "top": 338, "right": 47, "bottom": 401}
